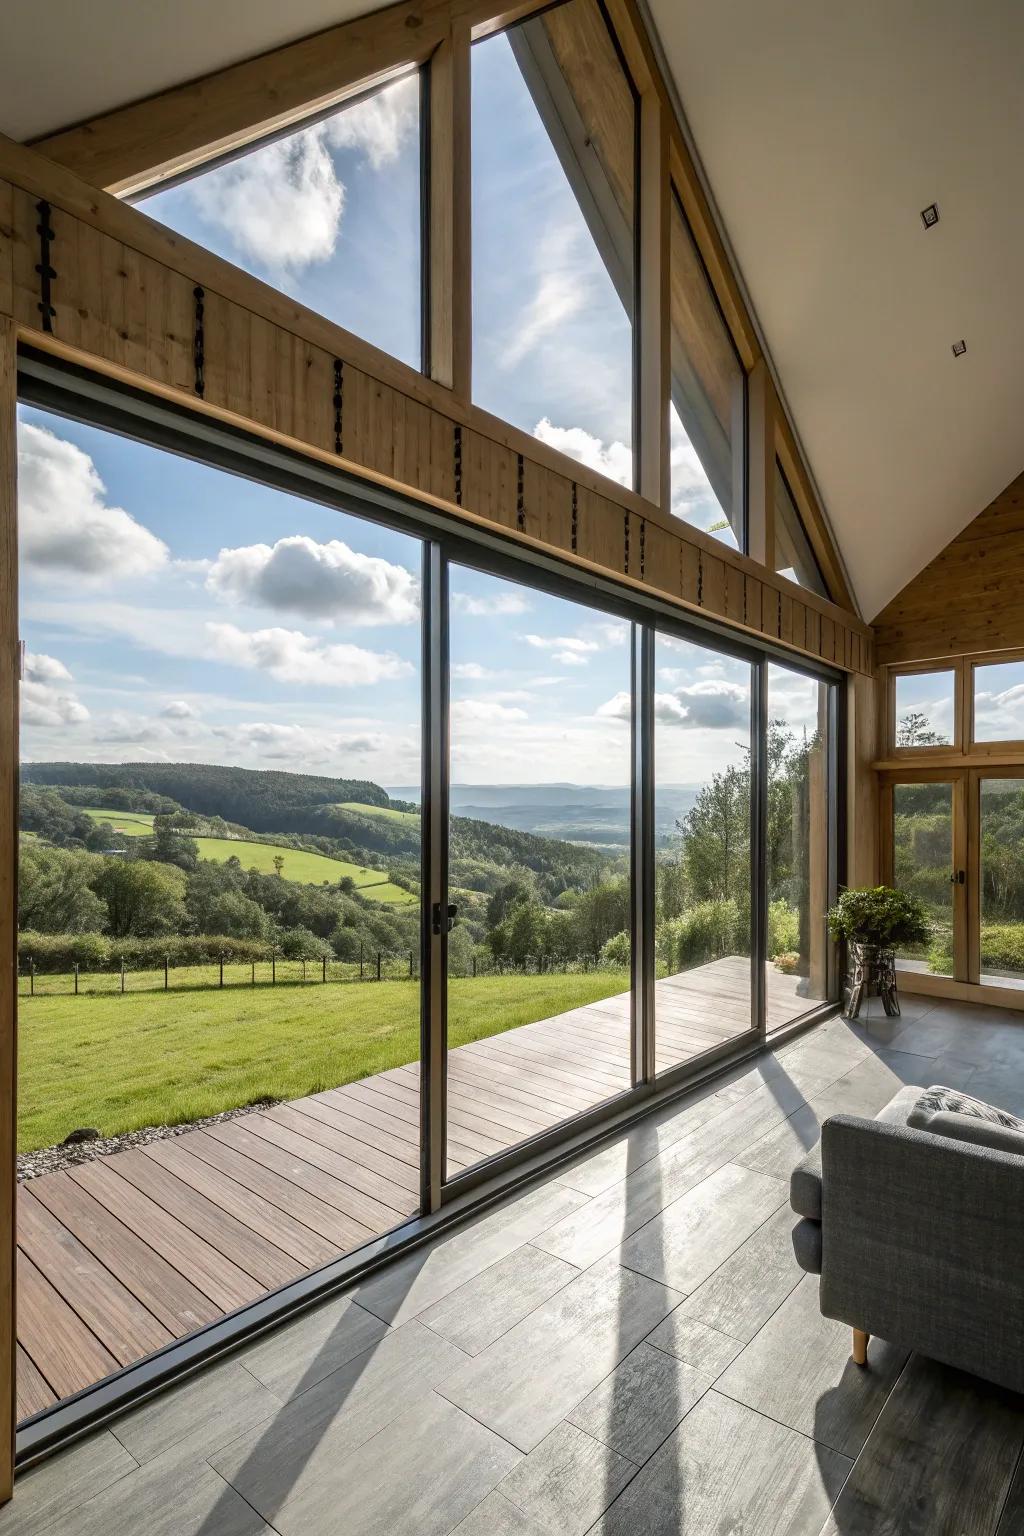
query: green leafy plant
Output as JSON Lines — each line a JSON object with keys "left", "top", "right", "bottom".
{"left": 827, "top": 886, "right": 929, "bottom": 949}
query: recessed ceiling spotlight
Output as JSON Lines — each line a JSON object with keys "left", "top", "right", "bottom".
{"left": 921, "top": 203, "right": 940, "bottom": 228}
{"left": 952, "top": 339, "right": 967, "bottom": 357}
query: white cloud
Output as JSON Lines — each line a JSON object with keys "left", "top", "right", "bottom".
{"left": 18, "top": 423, "right": 168, "bottom": 581}
{"left": 452, "top": 591, "right": 529, "bottom": 617}
{"left": 524, "top": 634, "right": 600, "bottom": 668}
{"left": 206, "top": 621, "right": 411, "bottom": 688}
{"left": 533, "top": 419, "right": 633, "bottom": 491}
{"left": 183, "top": 75, "right": 417, "bottom": 276}
{"left": 596, "top": 679, "right": 748, "bottom": 730}
{"left": 451, "top": 700, "right": 529, "bottom": 723}
{"left": 160, "top": 699, "right": 199, "bottom": 719}
{"left": 452, "top": 662, "right": 492, "bottom": 680}
{"left": 595, "top": 691, "right": 631, "bottom": 722}
{"left": 21, "top": 650, "right": 90, "bottom": 727}
{"left": 212, "top": 721, "right": 387, "bottom": 762}
{"left": 205, "top": 535, "right": 419, "bottom": 625}
{"left": 669, "top": 406, "right": 726, "bottom": 532}
{"left": 503, "top": 228, "right": 587, "bottom": 368}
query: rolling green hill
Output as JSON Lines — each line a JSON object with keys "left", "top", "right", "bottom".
{"left": 337, "top": 801, "right": 418, "bottom": 824}
{"left": 82, "top": 808, "right": 154, "bottom": 837}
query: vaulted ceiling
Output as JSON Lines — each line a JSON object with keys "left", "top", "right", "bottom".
{"left": 2, "top": 0, "right": 1021, "bottom": 618}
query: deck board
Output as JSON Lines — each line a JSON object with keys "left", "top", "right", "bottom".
{"left": 16, "top": 956, "right": 812, "bottom": 1417}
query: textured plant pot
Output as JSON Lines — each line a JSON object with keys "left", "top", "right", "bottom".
{"left": 844, "top": 941, "right": 899, "bottom": 1018}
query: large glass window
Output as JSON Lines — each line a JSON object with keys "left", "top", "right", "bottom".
{"left": 891, "top": 782, "right": 955, "bottom": 977}
{"left": 974, "top": 659, "right": 1024, "bottom": 743}
{"left": 139, "top": 75, "right": 423, "bottom": 369}
{"left": 979, "top": 777, "right": 1024, "bottom": 987}
{"left": 669, "top": 193, "right": 745, "bottom": 549}
{"left": 472, "top": 1, "right": 636, "bottom": 488}
{"left": 894, "top": 668, "right": 956, "bottom": 748}
{"left": 444, "top": 568, "right": 632, "bottom": 1173}
{"left": 653, "top": 636, "right": 754, "bottom": 1068}
{"left": 774, "top": 461, "right": 828, "bottom": 598}
{"left": 16, "top": 405, "right": 422, "bottom": 1418}
{"left": 766, "top": 663, "right": 832, "bottom": 1026}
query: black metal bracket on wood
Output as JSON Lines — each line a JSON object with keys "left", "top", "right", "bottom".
{"left": 776, "top": 592, "right": 783, "bottom": 639}
{"left": 623, "top": 513, "right": 630, "bottom": 574}
{"left": 453, "top": 424, "right": 463, "bottom": 505}
{"left": 639, "top": 518, "right": 646, "bottom": 581}
{"left": 192, "top": 286, "right": 205, "bottom": 398}
{"left": 333, "top": 359, "right": 344, "bottom": 454}
{"left": 35, "top": 200, "right": 56, "bottom": 333}
{"left": 570, "top": 483, "right": 578, "bottom": 553}
{"left": 697, "top": 551, "right": 704, "bottom": 606}
{"left": 516, "top": 453, "right": 525, "bottom": 531}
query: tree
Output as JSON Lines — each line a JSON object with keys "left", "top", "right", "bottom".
{"left": 18, "top": 844, "right": 106, "bottom": 933}
{"left": 486, "top": 876, "right": 535, "bottom": 929}
{"left": 682, "top": 763, "right": 750, "bottom": 904}
{"left": 896, "top": 710, "right": 944, "bottom": 747}
{"left": 145, "top": 815, "right": 199, "bottom": 871}
{"left": 273, "top": 854, "right": 285, "bottom": 878}
{"left": 92, "top": 858, "right": 188, "bottom": 937}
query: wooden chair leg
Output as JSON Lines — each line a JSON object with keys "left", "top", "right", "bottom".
{"left": 852, "top": 1328, "right": 869, "bottom": 1366}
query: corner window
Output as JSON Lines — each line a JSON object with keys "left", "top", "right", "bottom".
{"left": 774, "top": 460, "right": 828, "bottom": 598}
{"left": 472, "top": 0, "right": 636, "bottom": 489}
{"left": 138, "top": 75, "right": 424, "bottom": 370}
{"left": 893, "top": 669, "right": 956, "bottom": 748}
{"left": 669, "top": 192, "right": 745, "bottom": 549}
{"left": 973, "top": 659, "right": 1024, "bottom": 744}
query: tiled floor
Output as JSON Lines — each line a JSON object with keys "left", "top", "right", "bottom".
{"left": 7, "top": 994, "right": 1024, "bottom": 1536}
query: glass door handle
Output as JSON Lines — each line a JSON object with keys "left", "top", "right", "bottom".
{"left": 431, "top": 902, "right": 459, "bottom": 935}
{"left": 949, "top": 870, "right": 965, "bottom": 885}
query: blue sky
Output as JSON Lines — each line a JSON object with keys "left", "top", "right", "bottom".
{"left": 17, "top": 38, "right": 823, "bottom": 790}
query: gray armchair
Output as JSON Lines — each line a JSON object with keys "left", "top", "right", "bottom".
{"left": 790, "top": 1086, "right": 1024, "bottom": 1393}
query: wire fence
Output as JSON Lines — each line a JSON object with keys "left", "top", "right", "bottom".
{"left": 16, "top": 949, "right": 610, "bottom": 998}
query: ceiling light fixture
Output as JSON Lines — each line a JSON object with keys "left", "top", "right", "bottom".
{"left": 921, "top": 203, "right": 940, "bottom": 228}
{"left": 952, "top": 340, "right": 967, "bottom": 357}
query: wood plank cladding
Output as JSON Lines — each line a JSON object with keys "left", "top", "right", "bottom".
{"left": 873, "top": 471, "right": 1024, "bottom": 665}
{"left": 0, "top": 144, "right": 871, "bottom": 675}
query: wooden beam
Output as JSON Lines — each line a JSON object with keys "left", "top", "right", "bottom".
{"left": 0, "top": 315, "right": 16, "bottom": 1503}
{"left": 746, "top": 359, "right": 774, "bottom": 567}
{"left": 846, "top": 671, "right": 880, "bottom": 888}
{"left": 637, "top": 89, "right": 669, "bottom": 507}
{"left": 427, "top": 25, "right": 472, "bottom": 403}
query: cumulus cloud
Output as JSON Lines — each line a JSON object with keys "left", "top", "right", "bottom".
{"left": 524, "top": 634, "right": 599, "bottom": 667}
{"left": 18, "top": 423, "right": 169, "bottom": 581}
{"left": 452, "top": 591, "right": 529, "bottom": 617}
{"left": 21, "top": 651, "right": 89, "bottom": 727}
{"left": 451, "top": 700, "right": 529, "bottom": 723}
{"left": 160, "top": 699, "right": 199, "bottom": 719}
{"left": 206, "top": 621, "right": 411, "bottom": 687}
{"left": 669, "top": 406, "right": 728, "bottom": 532}
{"left": 205, "top": 535, "right": 419, "bottom": 625}
{"left": 452, "top": 662, "right": 492, "bottom": 680}
{"left": 183, "top": 75, "right": 417, "bottom": 276}
{"left": 212, "top": 721, "right": 387, "bottom": 762}
{"left": 503, "top": 225, "right": 588, "bottom": 369}
{"left": 596, "top": 679, "right": 748, "bottom": 729}
{"left": 533, "top": 419, "right": 633, "bottom": 491}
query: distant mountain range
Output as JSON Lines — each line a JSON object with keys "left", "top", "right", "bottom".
{"left": 388, "top": 783, "right": 700, "bottom": 849}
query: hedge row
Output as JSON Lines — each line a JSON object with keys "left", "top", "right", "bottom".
{"left": 18, "top": 932, "right": 271, "bottom": 972}
{"left": 929, "top": 921, "right": 1024, "bottom": 976}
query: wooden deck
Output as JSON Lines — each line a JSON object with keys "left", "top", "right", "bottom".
{"left": 16, "top": 957, "right": 811, "bottom": 1420}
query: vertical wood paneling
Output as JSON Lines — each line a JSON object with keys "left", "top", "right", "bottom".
{"left": 0, "top": 183, "right": 12, "bottom": 321}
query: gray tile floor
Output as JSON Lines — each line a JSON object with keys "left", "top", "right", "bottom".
{"left": 7, "top": 996, "right": 1024, "bottom": 1536}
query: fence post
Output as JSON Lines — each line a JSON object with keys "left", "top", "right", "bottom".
{"left": 73, "top": 962, "right": 79, "bottom": 996}
{"left": 409, "top": 949, "right": 414, "bottom": 978}
{"left": 302, "top": 959, "right": 306, "bottom": 984}
{"left": 272, "top": 947, "right": 277, "bottom": 985}
{"left": 359, "top": 941, "right": 364, "bottom": 979}
{"left": 219, "top": 953, "right": 224, "bottom": 989}
{"left": 29, "top": 958, "right": 35, "bottom": 997}
{"left": 376, "top": 950, "right": 381, "bottom": 981}
{"left": 164, "top": 954, "right": 169, "bottom": 991}
{"left": 251, "top": 959, "right": 256, "bottom": 987}
{"left": 120, "top": 958, "right": 125, "bottom": 994}
{"left": 322, "top": 954, "right": 327, "bottom": 983}
{"left": 472, "top": 955, "right": 476, "bottom": 978}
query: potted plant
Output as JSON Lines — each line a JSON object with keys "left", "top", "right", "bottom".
{"left": 826, "top": 886, "right": 930, "bottom": 1018}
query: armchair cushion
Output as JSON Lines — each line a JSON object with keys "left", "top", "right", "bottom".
{"left": 908, "top": 1085, "right": 1024, "bottom": 1155}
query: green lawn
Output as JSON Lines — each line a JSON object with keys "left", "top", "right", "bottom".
{"left": 17, "top": 968, "right": 631, "bottom": 1151}
{"left": 76, "top": 812, "right": 415, "bottom": 902}
{"left": 336, "top": 801, "right": 418, "bottom": 824}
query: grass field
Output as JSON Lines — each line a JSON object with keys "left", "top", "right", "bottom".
{"left": 77, "top": 810, "right": 415, "bottom": 903}
{"left": 17, "top": 968, "right": 631, "bottom": 1151}
{"left": 337, "top": 801, "right": 418, "bottom": 824}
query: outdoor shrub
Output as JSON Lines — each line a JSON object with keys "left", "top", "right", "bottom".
{"left": 932, "top": 923, "right": 1024, "bottom": 976}
{"left": 18, "top": 931, "right": 111, "bottom": 972}
{"left": 600, "top": 930, "right": 631, "bottom": 968}
{"left": 767, "top": 899, "right": 799, "bottom": 959}
{"left": 17, "top": 932, "right": 270, "bottom": 972}
{"left": 676, "top": 899, "right": 740, "bottom": 968}
{"left": 774, "top": 951, "right": 801, "bottom": 975}
{"left": 277, "top": 926, "right": 334, "bottom": 961}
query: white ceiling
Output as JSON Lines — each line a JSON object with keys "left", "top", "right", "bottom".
{"left": 649, "top": 0, "right": 1024, "bottom": 617}
{"left": 2, "top": 1, "right": 1022, "bottom": 617}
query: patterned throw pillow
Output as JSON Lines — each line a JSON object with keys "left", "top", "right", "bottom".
{"left": 909, "top": 1085, "right": 1024, "bottom": 1131}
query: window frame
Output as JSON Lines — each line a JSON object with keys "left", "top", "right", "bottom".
{"left": 887, "top": 659, "right": 965, "bottom": 759}
{"left": 968, "top": 649, "right": 1024, "bottom": 753}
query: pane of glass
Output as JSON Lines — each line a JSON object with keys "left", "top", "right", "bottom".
{"left": 17, "top": 403, "right": 422, "bottom": 1415}
{"left": 472, "top": 1, "right": 635, "bottom": 487}
{"left": 444, "top": 567, "right": 632, "bottom": 1174}
{"left": 891, "top": 782, "right": 954, "bottom": 976}
{"left": 654, "top": 636, "right": 753, "bottom": 1070}
{"left": 669, "top": 193, "right": 744, "bottom": 549}
{"left": 139, "top": 75, "right": 423, "bottom": 369}
{"left": 894, "top": 669, "right": 955, "bottom": 747}
{"left": 974, "top": 660, "right": 1024, "bottom": 743}
{"left": 774, "top": 461, "right": 828, "bottom": 598}
{"left": 766, "top": 664, "right": 832, "bottom": 1025}
{"left": 979, "top": 778, "right": 1024, "bottom": 988}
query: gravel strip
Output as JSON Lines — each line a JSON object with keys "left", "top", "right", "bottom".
{"left": 18, "top": 1097, "right": 280, "bottom": 1181}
